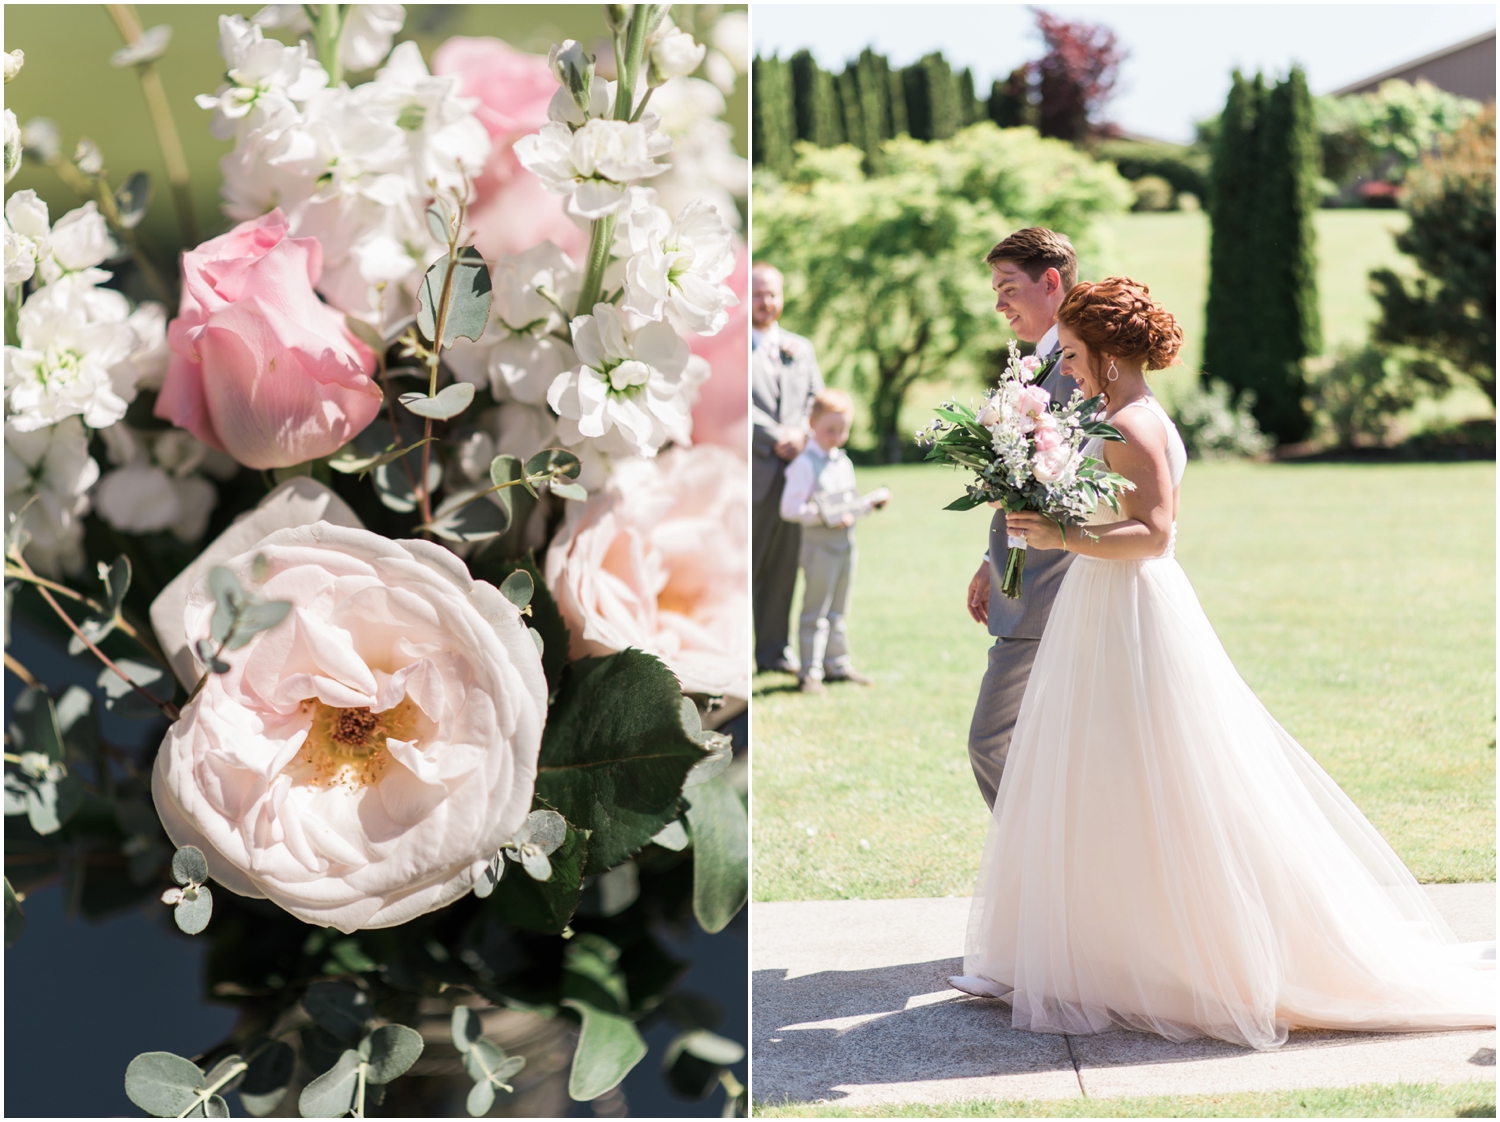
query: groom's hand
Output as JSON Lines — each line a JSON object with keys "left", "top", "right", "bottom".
{"left": 967, "top": 562, "right": 990, "bottom": 625}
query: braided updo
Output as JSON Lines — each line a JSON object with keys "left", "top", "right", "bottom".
{"left": 1055, "top": 277, "right": 1183, "bottom": 371}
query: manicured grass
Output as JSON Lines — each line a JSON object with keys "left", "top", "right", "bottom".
{"left": 896, "top": 209, "right": 1490, "bottom": 446}
{"left": 753, "top": 1079, "right": 1498, "bottom": 1117}
{"left": 751, "top": 461, "right": 1495, "bottom": 902}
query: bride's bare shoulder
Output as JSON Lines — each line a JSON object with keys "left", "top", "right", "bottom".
{"left": 1104, "top": 401, "right": 1171, "bottom": 459}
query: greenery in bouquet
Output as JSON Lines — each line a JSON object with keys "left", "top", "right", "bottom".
{"left": 917, "top": 341, "right": 1132, "bottom": 598}
{"left": 4, "top": 3, "right": 749, "bottom": 1116}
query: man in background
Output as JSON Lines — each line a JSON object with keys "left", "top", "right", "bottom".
{"left": 751, "top": 262, "right": 824, "bottom": 674}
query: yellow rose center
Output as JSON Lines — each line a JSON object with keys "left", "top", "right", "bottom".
{"left": 290, "top": 697, "right": 420, "bottom": 790}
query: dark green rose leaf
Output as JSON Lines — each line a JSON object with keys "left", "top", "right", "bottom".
{"left": 536, "top": 651, "right": 707, "bottom": 875}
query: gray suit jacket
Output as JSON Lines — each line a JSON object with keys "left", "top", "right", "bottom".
{"left": 987, "top": 355, "right": 1081, "bottom": 639}
{"left": 752, "top": 327, "right": 824, "bottom": 503}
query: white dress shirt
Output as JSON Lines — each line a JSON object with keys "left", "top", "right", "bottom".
{"left": 1036, "top": 323, "right": 1060, "bottom": 360}
{"left": 780, "top": 440, "right": 871, "bottom": 526}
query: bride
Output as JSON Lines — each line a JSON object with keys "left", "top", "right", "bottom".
{"left": 949, "top": 277, "right": 1495, "bottom": 1050}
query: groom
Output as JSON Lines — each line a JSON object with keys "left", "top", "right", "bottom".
{"left": 965, "top": 228, "right": 1081, "bottom": 809}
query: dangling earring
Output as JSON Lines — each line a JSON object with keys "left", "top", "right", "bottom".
{"left": 1107, "top": 359, "right": 1120, "bottom": 383}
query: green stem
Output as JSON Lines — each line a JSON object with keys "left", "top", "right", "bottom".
{"left": 3, "top": 653, "right": 36, "bottom": 688}
{"left": 314, "top": 3, "right": 347, "bottom": 86}
{"left": 574, "top": 212, "right": 618, "bottom": 317}
{"left": 4, "top": 565, "right": 170, "bottom": 668}
{"left": 614, "top": 7, "right": 655, "bottom": 122}
{"left": 174, "top": 1059, "right": 248, "bottom": 1119}
{"left": 420, "top": 473, "right": 548, "bottom": 525}
{"left": 354, "top": 1061, "right": 367, "bottom": 1118}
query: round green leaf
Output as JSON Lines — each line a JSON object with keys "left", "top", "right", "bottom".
{"left": 124, "top": 1051, "right": 204, "bottom": 1117}
{"left": 466, "top": 1078, "right": 495, "bottom": 1117}
{"left": 426, "top": 200, "right": 450, "bottom": 244}
{"left": 421, "top": 490, "right": 510, "bottom": 542}
{"left": 416, "top": 247, "right": 492, "bottom": 347}
{"left": 303, "top": 981, "right": 372, "bottom": 1044}
{"left": 549, "top": 480, "right": 589, "bottom": 502}
{"left": 97, "top": 658, "right": 170, "bottom": 719}
{"left": 399, "top": 381, "right": 475, "bottom": 420}
{"left": 498, "top": 569, "right": 534, "bottom": 610}
{"left": 171, "top": 845, "right": 209, "bottom": 886}
{"left": 297, "top": 1049, "right": 361, "bottom": 1118}
{"left": 174, "top": 884, "right": 213, "bottom": 935}
{"left": 525, "top": 448, "right": 582, "bottom": 481}
{"left": 451, "top": 1005, "right": 483, "bottom": 1054}
{"left": 240, "top": 1040, "right": 295, "bottom": 1117}
{"left": 563, "top": 999, "right": 647, "bottom": 1102}
{"left": 523, "top": 809, "right": 567, "bottom": 854}
{"left": 343, "top": 314, "right": 385, "bottom": 354}
{"left": 675, "top": 1028, "right": 745, "bottom": 1065}
{"left": 364, "top": 1023, "right": 424, "bottom": 1084}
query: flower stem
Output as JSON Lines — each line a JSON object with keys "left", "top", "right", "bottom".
{"left": 3, "top": 564, "right": 170, "bottom": 668}
{"left": 313, "top": 3, "right": 347, "bottom": 86}
{"left": 3, "top": 653, "right": 36, "bottom": 688}
{"left": 1002, "top": 546, "right": 1025, "bottom": 600}
{"left": 103, "top": 3, "right": 200, "bottom": 248}
{"left": 574, "top": 213, "right": 617, "bottom": 317}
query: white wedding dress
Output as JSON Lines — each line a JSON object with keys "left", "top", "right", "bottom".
{"left": 955, "top": 396, "right": 1495, "bottom": 1050}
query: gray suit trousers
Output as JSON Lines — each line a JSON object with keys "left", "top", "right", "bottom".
{"left": 796, "top": 525, "right": 855, "bottom": 681}
{"left": 752, "top": 466, "right": 800, "bottom": 669}
{"left": 968, "top": 636, "right": 1041, "bottom": 810}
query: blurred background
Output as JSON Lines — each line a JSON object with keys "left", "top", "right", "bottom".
{"left": 4, "top": 4, "right": 747, "bottom": 1117}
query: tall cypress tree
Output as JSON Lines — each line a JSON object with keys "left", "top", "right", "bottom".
{"left": 837, "top": 68, "right": 864, "bottom": 159}
{"left": 853, "top": 48, "right": 891, "bottom": 168}
{"left": 752, "top": 55, "right": 797, "bottom": 176}
{"left": 887, "top": 63, "right": 909, "bottom": 137}
{"left": 1253, "top": 66, "right": 1321, "bottom": 442}
{"left": 957, "top": 68, "right": 980, "bottom": 127}
{"left": 789, "top": 50, "right": 821, "bottom": 144}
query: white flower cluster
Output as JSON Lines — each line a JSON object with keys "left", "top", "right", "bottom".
{"left": 474, "top": 23, "right": 738, "bottom": 473}
{"left": 200, "top": 11, "right": 491, "bottom": 324}
{"left": 2, "top": 193, "right": 197, "bottom": 574}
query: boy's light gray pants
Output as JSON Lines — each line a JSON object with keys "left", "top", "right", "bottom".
{"left": 797, "top": 524, "right": 855, "bottom": 682}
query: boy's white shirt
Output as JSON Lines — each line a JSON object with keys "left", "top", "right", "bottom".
{"left": 780, "top": 440, "right": 871, "bottom": 525}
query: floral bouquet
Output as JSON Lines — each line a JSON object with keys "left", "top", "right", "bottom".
{"left": 917, "top": 341, "right": 1134, "bottom": 599}
{"left": 4, "top": 4, "right": 748, "bottom": 1116}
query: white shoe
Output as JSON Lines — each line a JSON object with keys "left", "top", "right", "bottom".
{"left": 948, "top": 974, "right": 1008, "bottom": 998}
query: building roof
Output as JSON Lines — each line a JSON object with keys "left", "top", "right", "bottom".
{"left": 1329, "top": 28, "right": 1495, "bottom": 101}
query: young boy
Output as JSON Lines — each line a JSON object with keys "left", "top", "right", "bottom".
{"left": 778, "top": 389, "right": 890, "bottom": 694}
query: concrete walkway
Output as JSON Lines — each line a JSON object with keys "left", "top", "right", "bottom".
{"left": 753, "top": 885, "right": 1496, "bottom": 1109}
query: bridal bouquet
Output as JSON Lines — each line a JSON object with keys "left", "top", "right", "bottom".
{"left": 4, "top": 4, "right": 748, "bottom": 1116}
{"left": 918, "top": 341, "right": 1132, "bottom": 598}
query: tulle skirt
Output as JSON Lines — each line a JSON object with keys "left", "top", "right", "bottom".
{"left": 962, "top": 552, "right": 1495, "bottom": 1050}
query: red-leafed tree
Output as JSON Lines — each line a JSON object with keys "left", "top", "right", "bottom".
{"left": 1028, "top": 9, "right": 1125, "bottom": 143}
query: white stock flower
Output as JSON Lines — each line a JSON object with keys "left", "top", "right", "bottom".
{"left": 94, "top": 424, "right": 220, "bottom": 541}
{"left": 465, "top": 241, "right": 582, "bottom": 405}
{"left": 548, "top": 303, "right": 701, "bottom": 458}
{"left": 253, "top": 5, "right": 405, "bottom": 73}
{"left": 4, "top": 49, "right": 24, "bottom": 83}
{"left": 647, "top": 20, "right": 706, "bottom": 86}
{"left": 621, "top": 195, "right": 737, "bottom": 335}
{"left": 4, "top": 109, "right": 20, "bottom": 184}
{"left": 645, "top": 78, "right": 747, "bottom": 228}
{"left": 196, "top": 15, "right": 329, "bottom": 140}
{"left": 710, "top": 13, "right": 749, "bottom": 74}
{"left": 515, "top": 117, "right": 671, "bottom": 219}
{"left": 4, "top": 190, "right": 49, "bottom": 285}
{"left": 39, "top": 202, "right": 114, "bottom": 284}
{"left": 4, "top": 283, "right": 140, "bottom": 431}
{"left": 546, "top": 74, "right": 614, "bottom": 128}
{"left": 4, "top": 417, "right": 100, "bottom": 577}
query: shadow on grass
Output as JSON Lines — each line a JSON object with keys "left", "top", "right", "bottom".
{"left": 1276, "top": 419, "right": 1496, "bottom": 464}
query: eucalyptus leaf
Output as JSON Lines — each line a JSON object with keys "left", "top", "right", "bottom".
{"left": 297, "top": 1048, "right": 361, "bottom": 1118}
{"left": 303, "top": 981, "right": 372, "bottom": 1044}
{"left": 224, "top": 599, "right": 292, "bottom": 650}
{"left": 450, "top": 1005, "right": 484, "bottom": 1054}
{"left": 472, "top": 853, "right": 503, "bottom": 898}
{"left": 671, "top": 1027, "right": 745, "bottom": 1066}
{"left": 174, "top": 884, "right": 213, "bottom": 935}
{"left": 193, "top": 639, "right": 230, "bottom": 676}
{"left": 486, "top": 819, "right": 587, "bottom": 934}
{"left": 8, "top": 685, "right": 62, "bottom": 763}
{"left": 525, "top": 447, "right": 582, "bottom": 481}
{"left": 342, "top": 314, "right": 385, "bottom": 355}
{"left": 364, "top": 1023, "right": 424, "bottom": 1084}
{"left": 420, "top": 490, "right": 509, "bottom": 542}
{"left": 425, "top": 200, "right": 450, "bottom": 244}
{"left": 208, "top": 567, "right": 242, "bottom": 643}
{"left": 519, "top": 848, "right": 552, "bottom": 881}
{"left": 650, "top": 818, "right": 689, "bottom": 851}
{"left": 171, "top": 845, "right": 209, "bottom": 886}
{"left": 416, "top": 246, "right": 492, "bottom": 347}
{"left": 328, "top": 436, "right": 431, "bottom": 477}
{"left": 399, "top": 380, "right": 475, "bottom": 420}
{"left": 562, "top": 999, "right": 647, "bottom": 1102}
{"left": 522, "top": 808, "right": 567, "bottom": 854}
{"left": 549, "top": 480, "right": 588, "bottom": 502}
{"left": 114, "top": 171, "right": 152, "bottom": 227}
{"left": 124, "top": 1051, "right": 205, "bottom": 1117}
{"left": 482, "top": 454, "right": 537, "bottom": 559}
{"left": 202, "top": 1054, "right": 245, "bottom": 1095}
{"left": 5, "top": 877, "right": 24, "bottom": 947}
{"left": 684, "top": 774, "right": 747, "bottom": 934}
{"left": 97, "top": 658, "right": 170, "bottom": 719}
{"left": 463, "top": 1038, "right": 524, "bottom": 1089}
{"left": 373, "top": 457, "right": 441, "bottom": 513}
{"left": 498, "top": 568, "right": 533, "bottom": 610}
{"left": 465, "top": 1079, "right": 495, "bottom": 1117}
{"left": 239, "top": 1040, "right": 294, "bottom": 1116}
{"left": 189, "top": 1094, "right": 230, "bottom": 1118}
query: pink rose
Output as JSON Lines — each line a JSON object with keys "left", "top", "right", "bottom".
{"left": 1033, "top": 445, "right": 1071, "bottom": 483}
{"left": 1019, "top": 355, "right": 1043, "bottom": 374}
{"left": 687, "top": 241, "right": 749, "bottom": 455}
{"left": 156, "top": 210, "right": 381, "bottom": 471}
{"left": 1032, "top": 414, "right": 1062, "bottom": 452}
{"left": 545, "top": 445, "right": 749, "bottom": 699}
{"left": 1017, "top": 384, "right": 1051, "bottom": 419}
{"left": 433, "top": 37, "right": 587, "bottom": 261}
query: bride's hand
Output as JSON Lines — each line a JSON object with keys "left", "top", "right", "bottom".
{"left": 1005, "top": 511, "right": 1064, "bottom": 551}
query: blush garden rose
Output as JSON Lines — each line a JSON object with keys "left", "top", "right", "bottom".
{"left": 151, "top": 522, "right": 548, "bottom": 932}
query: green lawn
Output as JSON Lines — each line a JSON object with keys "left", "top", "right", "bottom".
{"left": 751, "top": 461, "right": 1495, "bottom": 902}
{"left": 896, "top": 209, "right": 1491, "bottom": 446}
{"left": 754, "top": 1080, "right": 1497, "bottom": 1118}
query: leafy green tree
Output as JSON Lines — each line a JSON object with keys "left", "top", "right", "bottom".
{"left": 754, "top": 125, "right": 1132, "bottom": 460}
{"left": 1317, "top": 79, "right": 1481, "bottom": 194}
{"left": 1371, "top": 107, "right": 1496, "bottom": 402}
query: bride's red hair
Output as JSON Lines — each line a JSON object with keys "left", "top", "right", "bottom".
{"left": 1056, "top": 277, "right": 1183, "bottom": 371}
